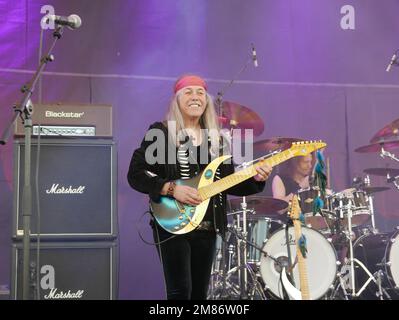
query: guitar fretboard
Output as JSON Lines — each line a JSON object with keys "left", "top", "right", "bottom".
{"left": 198, "top": 149, "right": 294, "bottom": 200}
{"left": 291, "top": 196, "right": 310, "bottom": 300}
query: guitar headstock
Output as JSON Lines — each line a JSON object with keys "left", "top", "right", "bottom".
{"left": 290, "top": 140, "right": 326, "bottom": 157}
{"left": 288, "top": 195, "right": 301, "bottom": 220}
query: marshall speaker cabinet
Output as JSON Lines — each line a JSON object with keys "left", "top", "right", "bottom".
{"left": 11, "top": 241, "right": 118, "bottom": 300}
{"left": 13, "top": 139, "right": 117, "bottom": 240}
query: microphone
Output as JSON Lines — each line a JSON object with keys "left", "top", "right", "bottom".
{"left": 47, "top": 14, "right": 82, "bottom": 30}
{"left": 251, "top": 43, "right": 258, "bottom": 67}
{"left": 386, "top": 51, "right": 398, "bottom": 72}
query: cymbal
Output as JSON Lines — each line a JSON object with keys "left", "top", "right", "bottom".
{"left": 253, "top": 137, "right": 304, "bottom": 152}
{"left": 218, "top": 101, "right": 264, "bottom": 136}
{"left": 364, "top": 168, "right": 399, "bottom": 177}
{"left": 354, "top": 140, "right": 399, "bottom": 153}
{"left": 370, "top": 118, "right": 399, "bottom": 143}
{"left": 334, "top": 186, "right": 390, "bottom": 196}
{"left": 228, "top": 196, "right": 288, "bottom": 216}
{"left": 229, "top": 196, "right": 288, "bottom": 216}
{"left": 361, "top": 186, "right": 390, "bottom": 194}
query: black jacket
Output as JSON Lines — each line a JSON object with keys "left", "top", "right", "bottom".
{"left": 127, "top": 121, "right": 265, "bottom": 237}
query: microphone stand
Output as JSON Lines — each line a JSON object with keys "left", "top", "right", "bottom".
{"left": 214, "top": 44, "right": 256, "bottom": 127}
{"left": 0, "top": 25, "right": 65, "bottom": 299}
{"left": 214, "top": 46, "right": 256, "bottom": 298}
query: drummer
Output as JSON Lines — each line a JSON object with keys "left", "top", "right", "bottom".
{"left": 271, "top": 154, "right": 314, "bottom": 202}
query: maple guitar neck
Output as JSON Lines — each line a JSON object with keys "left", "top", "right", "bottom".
{"left": 291, "top": 196, "right": 310, "bottom": 300}
{"left": 198, "top": 148, "right": 294, "bottom": 200}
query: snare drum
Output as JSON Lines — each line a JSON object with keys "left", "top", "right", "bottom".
{"left": 259, "top": 226, "right": 338, "bottom": 300}
{"left": 297, "top": 187, "right": 334, "bottom": 233}
{"left": 330, "top": 189, "right": 370, "bottom": 227}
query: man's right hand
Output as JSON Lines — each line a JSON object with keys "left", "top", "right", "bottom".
{"left": 161, "top": 182, "right": 202, "bottom": 206}
{"left": 173, "top": 185, "right": 202, "bottom": 206}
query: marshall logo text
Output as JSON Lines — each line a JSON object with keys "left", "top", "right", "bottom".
{"left": 46, "top": 184, "right": 86, "bottom": 194}
{"left": 44, "top": 288, "right": 84, "bottom": 299}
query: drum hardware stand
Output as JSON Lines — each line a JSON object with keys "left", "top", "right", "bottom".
{"left": 208, "top": 204, "right": 276, "bottom": 300}
{"left": 209, "top": 227, "right": 235, "bottom": 300}
{"left": 387, "top": 175, "right": 399, "bottom": 191}
{"left": 237, "top": 196, "right": 249, "bottom": 299}
{"left": 374, "top": 270, "right": 392, "bottom": 300}
{"left": 235, "top": 196, "right": 268, "bottom": 299}
{"left": 283, "top": 218, "right": 296, "bottom": 286}
{"left": 380, "top": 148, "right": 399, "bottom": 190}
{"left": 363, "top": 175, "right": 379, "bottom": 233}
{"left": 380, "top": 148, "right": 399, "bottom": 163}
{"left": 330, "top": 268, "right": 350, "bottom": 300}
{"left": 339, "top": 196, "right": 380, "bottom": 298}
{"left": 226, "top": 218, "right": 283, "bottom": 300}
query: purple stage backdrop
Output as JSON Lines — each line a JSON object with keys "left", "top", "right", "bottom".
{"left": 1, "top": 0, "right": 399, "bottom": 299}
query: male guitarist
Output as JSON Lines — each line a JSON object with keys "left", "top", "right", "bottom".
{"left": 127, "top": 74, "right": 272, "bottom": 300}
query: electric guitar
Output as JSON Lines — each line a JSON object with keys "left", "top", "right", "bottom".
{"left": 150, "top": 141, "right": 326, "bottom": 234}
{"left": 288, "top": 195, "right": 310, "bottom": 300}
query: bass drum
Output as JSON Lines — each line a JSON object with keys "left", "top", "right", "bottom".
{"left": 345, "top": 230, "right": 399, "bottom": 299}
{"left": 259, "top": 226, "right": 338, "bottom": 300}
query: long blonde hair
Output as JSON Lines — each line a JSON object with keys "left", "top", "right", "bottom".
{"left": 164, "top": 90, "right": 229, "bottom": 157}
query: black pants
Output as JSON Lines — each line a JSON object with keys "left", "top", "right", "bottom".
{"left": 153, "top": 223, "right": 216, "bottom": 300}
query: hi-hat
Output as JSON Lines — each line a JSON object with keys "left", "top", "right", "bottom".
{"left": 354, "top": 140, "right": 399, "bottom": 153}
{"left": 370, "top": 117, "right": 399, "bottom": 143}
{"left": 364, "top": 168, "right": 399, "bottom": 177}
{"left": 228, "top": 196, "right": 288, "bottom": 216}
{"left": 253, "top": 137, "right": 304, "bottom": 152}
{"left": 218, "top": 101, "right": 264, "bottom": 136}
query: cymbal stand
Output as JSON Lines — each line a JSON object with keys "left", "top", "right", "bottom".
{"left": 339, "top": 194, "right": 378, "bottom": 298}
{"left": 380, "top": 148, "right": 399, "bottom": 190}
{"left": 208, "top": 210, "right": 271, "bottom": 300}
{"left": 237, "top": 196, "right": 249, "bottom": 299}
{"left": 380, "top": 147, "right": 399, "bottom": 163}
{"left": 227, "top": 219, "right": 282, "bottom": 300}
{"left": 208, "top": 229, "right": 236, "bottom": 300}
{"left": 363, "top": 175, "right": 378, "bottom": 233}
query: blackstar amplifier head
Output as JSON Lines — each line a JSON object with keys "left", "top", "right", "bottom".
{"left": 14, "top": 103, "right": 113, "bottom": 138}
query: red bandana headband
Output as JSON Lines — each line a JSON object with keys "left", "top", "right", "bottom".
{"left": 174, "top": 75, "right": 207, "bottom": 93}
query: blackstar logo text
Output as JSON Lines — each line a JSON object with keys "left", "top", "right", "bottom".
{"left": 45, "top": 111, "right": 85, "bottom": 118}
{"left": 46, "top": 184, "right": 86, "bottom": 194}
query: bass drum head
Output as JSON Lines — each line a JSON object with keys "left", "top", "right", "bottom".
{"left": 388, "top": 230, "right": 399, "bottom": 289}
{"left": 259, "top": 226, "right": 337, "bottom": 300}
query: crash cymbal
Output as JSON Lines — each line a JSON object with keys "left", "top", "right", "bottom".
{"left": 218, "top": 101, "right": 264, "bottom": 136}
{"left": 361, "top": 186, "right": 390, "bottom": 194}
{"left": 253, "top": 137, "right": 304, "bottom": 152}
{"left": 370, "top": 118, "right": 399, "bottom": 143}
{"left": 228, "top": 196, "right": 288, "bottom": 216}
{"left": 354, "top": 140, "right": 399, "bottom": 153}
{"left": 364, "top": 168, "right": 399, "bottom": 177}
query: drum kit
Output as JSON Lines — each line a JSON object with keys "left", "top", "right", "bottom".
{"left": 207, "top": 103, "right": 399, "bottom": 300}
